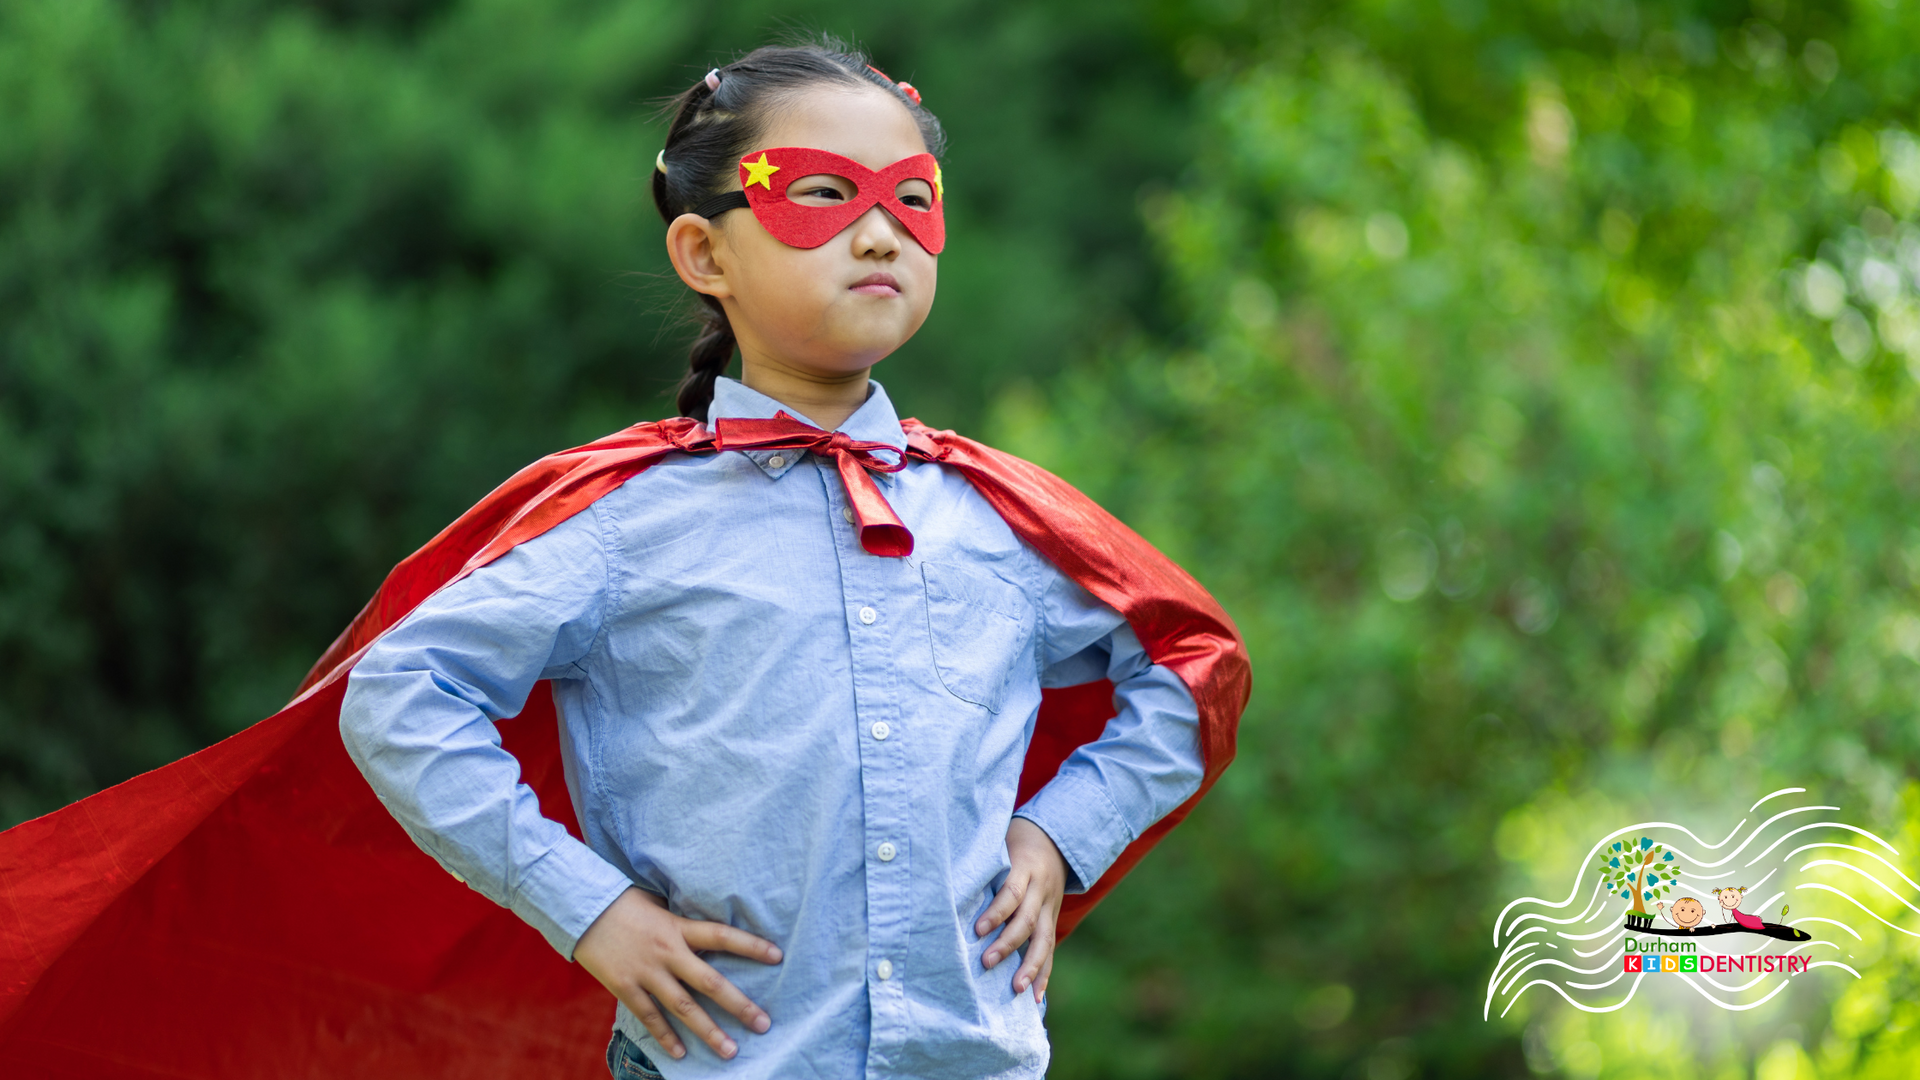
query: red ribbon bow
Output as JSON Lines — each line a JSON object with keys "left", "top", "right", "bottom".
{"left": 712, "top": 412, "right": 914, "bottom": 557}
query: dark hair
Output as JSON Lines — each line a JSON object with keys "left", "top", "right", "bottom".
{"left": 653, "top": 38, "right": 947, "bottom": 419}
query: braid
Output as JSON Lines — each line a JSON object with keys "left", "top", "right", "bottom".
{"left": 651, "top": 36, "right": 947, "bottom": 418}
{"left": 675, "top": 296, "right": 736, "bottom": 419}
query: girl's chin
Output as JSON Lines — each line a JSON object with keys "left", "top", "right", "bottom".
{"left": 768, "top": 351, "right": 894, "bottom": 379}
{"left": 815, "top": 324, "right": 917, "bottom": 358}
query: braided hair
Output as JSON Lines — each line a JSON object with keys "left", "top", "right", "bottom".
{"left": 653, "top": 39, "right": 947, "bottom": 419}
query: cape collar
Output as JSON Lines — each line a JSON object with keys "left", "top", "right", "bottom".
{"left": 707, "top": 376, "right": 907, "bottom": 479}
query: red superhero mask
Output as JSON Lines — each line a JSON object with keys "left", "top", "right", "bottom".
{"left": 696, "top": 147, "right": 946, "bottom": 255}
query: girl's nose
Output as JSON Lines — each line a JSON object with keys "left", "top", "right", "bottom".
{"left": 849, "top": 205, "right": 905, "bottom": 258}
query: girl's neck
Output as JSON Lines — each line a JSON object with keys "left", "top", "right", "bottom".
{"left": 739, "top": 358, "right": 873, "bottom": 431}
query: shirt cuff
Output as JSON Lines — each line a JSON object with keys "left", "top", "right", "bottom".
{"left": 1013, "top": 771, "right": 1134, "bottom": 896}
{"left": 505, "top": 838, "right": 637, "bottom": 959}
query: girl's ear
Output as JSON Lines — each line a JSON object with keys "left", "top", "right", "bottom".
{"left": 666, "top": 213, "right": 733, "bottom": 300}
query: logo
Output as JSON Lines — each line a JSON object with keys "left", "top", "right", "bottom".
{"left": 1621, "top": 944, "right": 1807, "bottom": 976}
{"left": 1487, "top": 788, "right": 1918, "bottom": 1016}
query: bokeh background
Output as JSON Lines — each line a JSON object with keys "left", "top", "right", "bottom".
{"left": 6, "top": 0, "right": 1920, "bottom": 1076}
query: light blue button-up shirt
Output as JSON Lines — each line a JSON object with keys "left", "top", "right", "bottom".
{"left": 340, "top": 377, "right": 1203, "bottom": 1080}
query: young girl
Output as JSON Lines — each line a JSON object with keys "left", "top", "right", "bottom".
{"left": 338, "top": 41, "right": 1246, "bottom": 1079}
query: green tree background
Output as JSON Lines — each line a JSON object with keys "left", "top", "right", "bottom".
{"left": 5, "top": 0, "right": 1920, "bottom": 1076}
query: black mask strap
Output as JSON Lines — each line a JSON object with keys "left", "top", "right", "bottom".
{"left": 690, "top": 191, "right": 750, "bottom": 220}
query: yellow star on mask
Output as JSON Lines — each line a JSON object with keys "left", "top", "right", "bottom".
{"left": 933, "top": 164, "right": 944, "bottom": 201}
{"left": 742, "top": 153, "right": 780, "bottom": 190}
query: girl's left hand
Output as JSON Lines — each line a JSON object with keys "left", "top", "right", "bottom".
{"left": 975, "top": 817, "right": 1069, "bottom": 1002}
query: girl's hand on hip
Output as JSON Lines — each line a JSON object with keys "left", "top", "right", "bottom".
{"left": 574, "top": 887, "right": 782, "bottom": 1062}
{"left": 975, "top": 817, "right": 1068, "bottom": 1003}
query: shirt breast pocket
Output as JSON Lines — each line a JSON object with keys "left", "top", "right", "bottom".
{"left": 922, "top": 561, "right": 1036, "bottom": 713}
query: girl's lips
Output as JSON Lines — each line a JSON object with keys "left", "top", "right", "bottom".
{"left": 850, "top": 273, "right": 901, "bottom": 296}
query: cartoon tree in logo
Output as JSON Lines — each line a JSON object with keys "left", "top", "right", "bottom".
{"left": 1596, "top": 836, "right": 1678, "bottom": 925}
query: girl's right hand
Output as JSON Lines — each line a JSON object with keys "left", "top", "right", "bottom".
{"left": 574, "top": 887, "right": 783, "bottom": 1061}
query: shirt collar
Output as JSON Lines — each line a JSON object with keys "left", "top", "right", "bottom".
{"left": 705, "top": 376, "right": 908, "bottom": 480}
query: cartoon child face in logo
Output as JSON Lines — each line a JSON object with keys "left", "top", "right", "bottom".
{"left": 1664, "top": 896, "right": 1706, "bottom": 930}
{"left": 1716, "top": 886, "right": 1747, "bottom": 914}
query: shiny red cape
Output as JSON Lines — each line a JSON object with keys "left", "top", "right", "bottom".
{"left": 0, "top": 418, "right": 1247, "bottom": 1077}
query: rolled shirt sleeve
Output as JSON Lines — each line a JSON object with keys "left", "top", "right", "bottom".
{"left": 339, "top": 506, "right": 636, "bottom": 958}
{"left": 1013, "top": 571, "right": 1205, "bottom": 896}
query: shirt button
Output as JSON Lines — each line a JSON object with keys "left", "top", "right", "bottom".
{"left": 858, "top": 606, "right": 877, "bottom": 625}
{"left": 842, "top": 506, "right": 855, "bottom": 523}
{"left": 877, "top": 841, "right": 897, "bottom": 862}
{"left": 768, "top": 455, "right": 785, "bottom": 469}
{"left": 871, "top": 721, "right": 890, "bottom": 740}
{"left": 877, "top": 959, "right": 894, "bottom": 981}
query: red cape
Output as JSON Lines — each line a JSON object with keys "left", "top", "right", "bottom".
{"left": 0, "top": 417, "right": 1247, "bottom": 1076}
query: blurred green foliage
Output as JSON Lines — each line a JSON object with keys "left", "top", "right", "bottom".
{"left": 993, "top": 1, "right": 1920, "bottom": 1077}
{"left": 8, "top": 0, "right": 1920, "bottom": 1077}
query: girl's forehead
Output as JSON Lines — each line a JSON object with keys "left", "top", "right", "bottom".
{"left": 758, "top": 87, "right": 928, "bottom": 172}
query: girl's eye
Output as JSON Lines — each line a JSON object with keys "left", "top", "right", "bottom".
{"left": 894, "top": 178, "right": 934, "bottom": 209}
{"left": 786, "top": 176, "right": 854, "bottom": 204}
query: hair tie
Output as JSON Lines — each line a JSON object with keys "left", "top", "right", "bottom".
{"left": 864, "top": 64, "right": 923, "bottom": 107}
{"left": 654, "top": 149, "right": 669, "bottom": 175}
{"left": 704, "top": 68, "right": 722, "bottom": 91}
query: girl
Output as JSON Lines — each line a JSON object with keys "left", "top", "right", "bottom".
{"left": 1715, "top": 886, "right": 1766, "bottom": 929}
{"left": 338, "top": 40, "right": 1245, "bottom": 1080}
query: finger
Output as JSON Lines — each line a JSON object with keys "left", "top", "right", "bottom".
{"left": 1035, "top": 953, "right": 1054, "bottom": 1003}
{"left": 673, "top": 951, "right": 774, "bottom": 1034}
{"left": 1014, "top": 916, "right": 1054, "bottom": 996}
{"left": 1010, "top": 901, "right": 1055, "bottom": 993}
{"left": 641, "top": 971, "right": 740, "bottom": 1060}
{"left": 974, "top": 873, "right": 1028, "bottom": 938}
{"left": 984, "top": 895, "right": 1039, "bottom": 970}
{"left": 681, "top": 918, "right": 784, "bottom": 965}
{"left": 623, "top": 987, "right": 688, "bottom": 1061}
